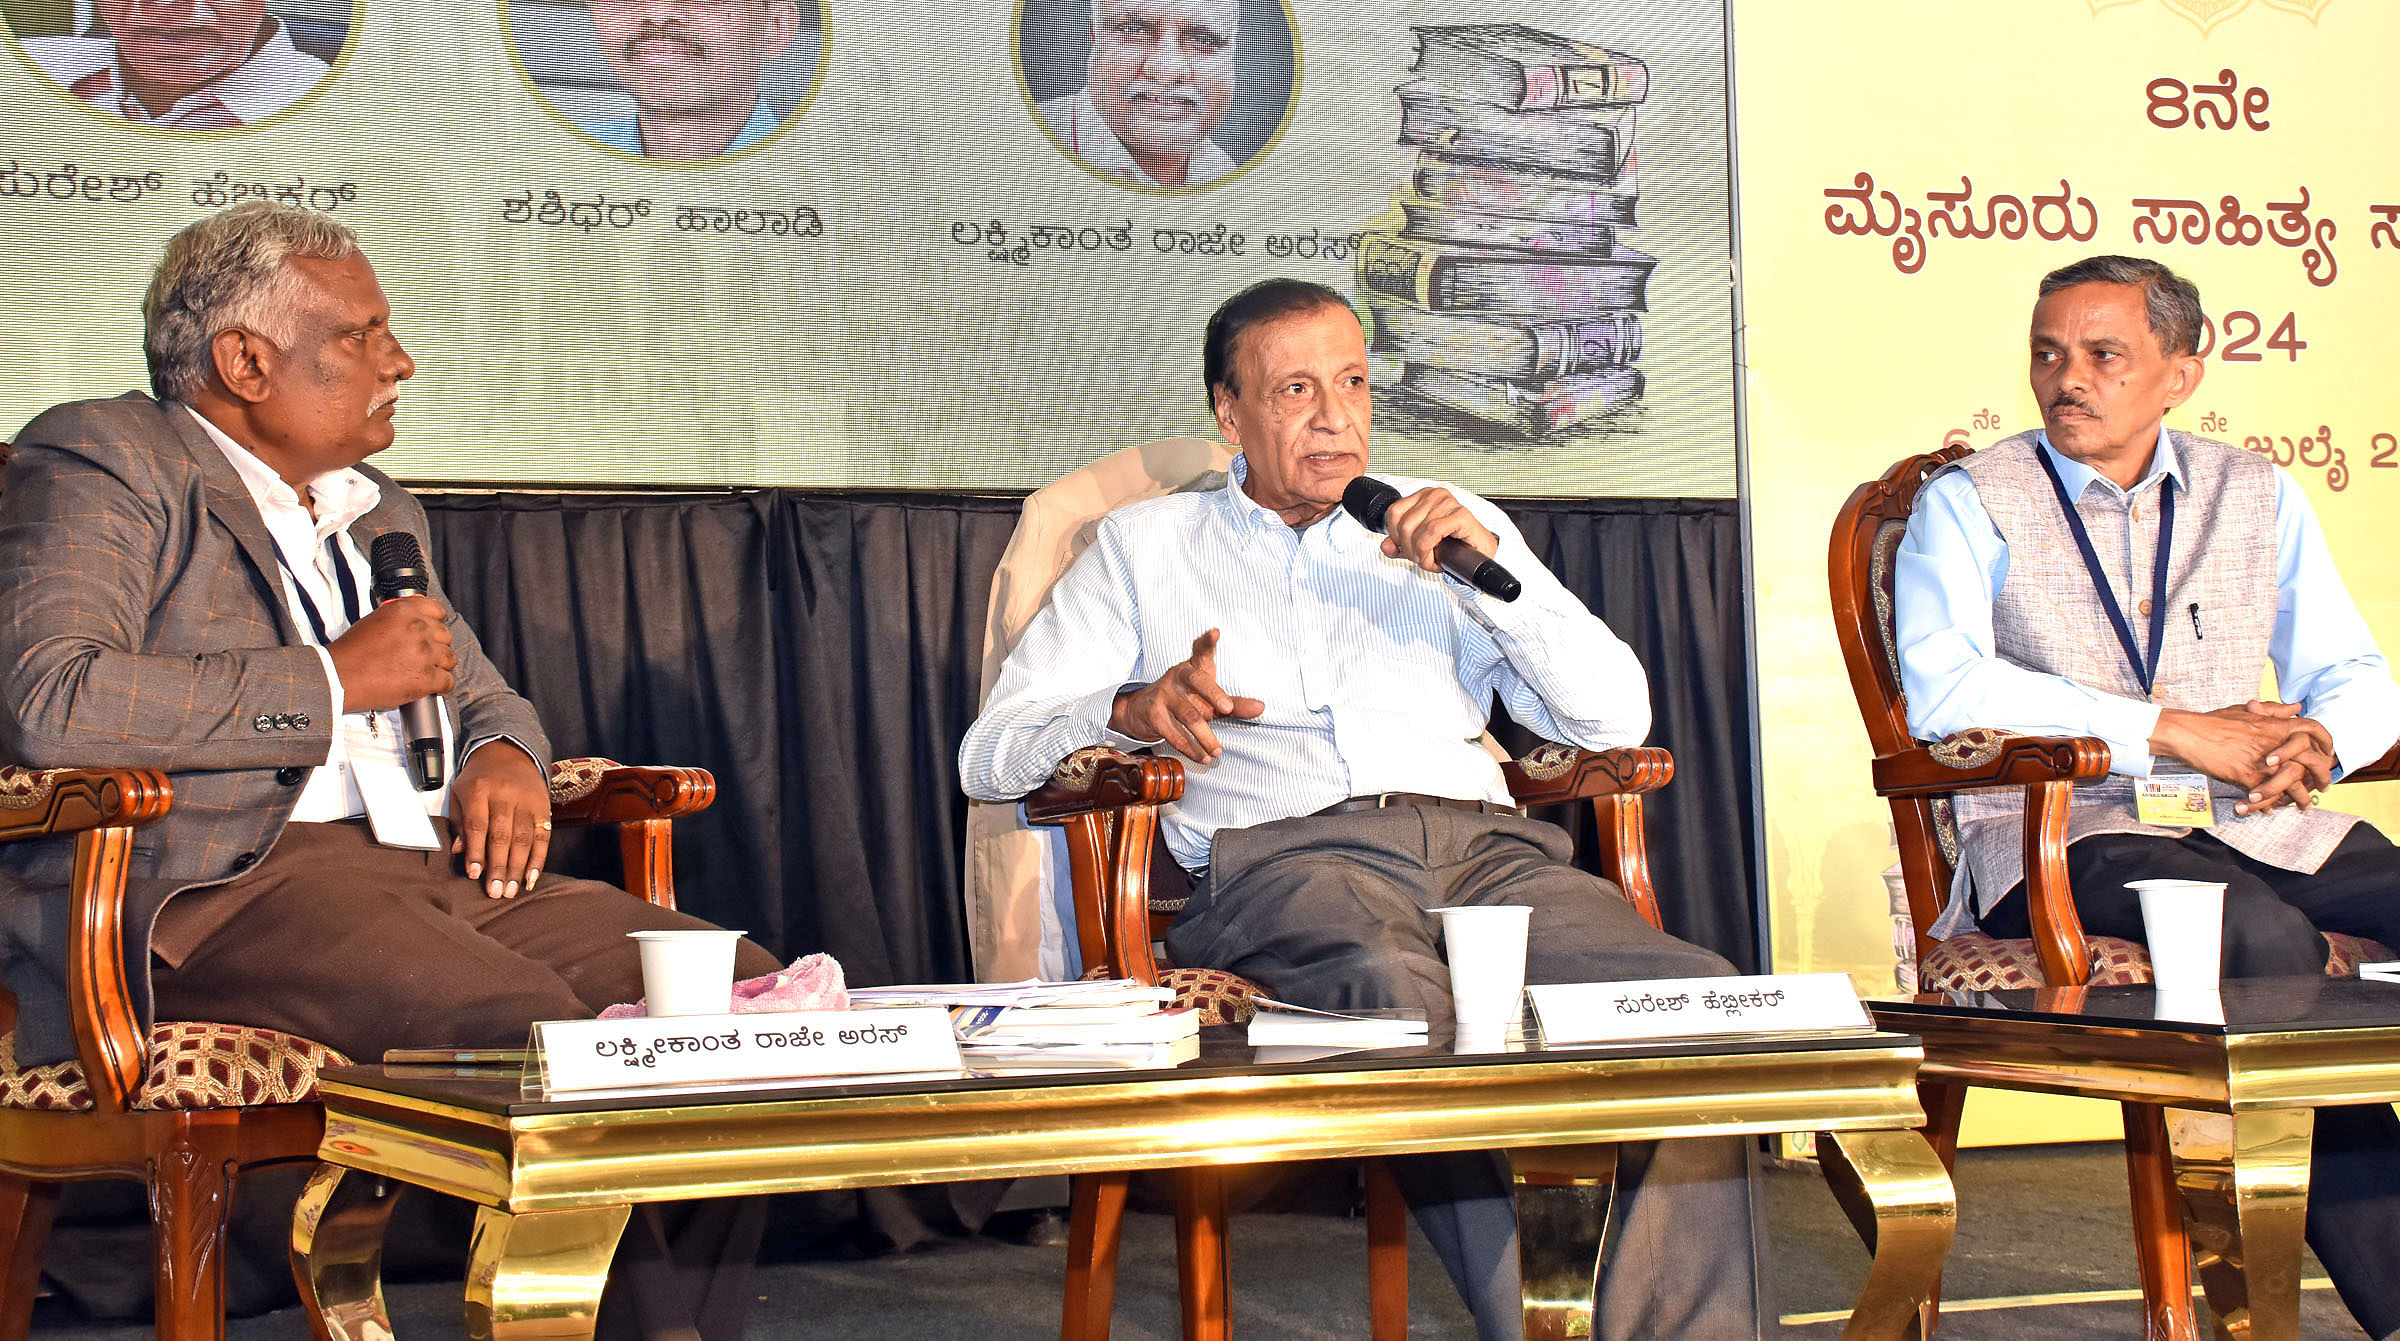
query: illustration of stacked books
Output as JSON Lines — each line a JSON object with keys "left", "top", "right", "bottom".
{"left": 1356, "top": 24, "right": 1652, "bottom": 438}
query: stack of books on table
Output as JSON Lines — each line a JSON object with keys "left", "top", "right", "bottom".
{"left": 847, "top": 978, "right": 1199, "bottom": 1072}
{"left": 1356, "top": 23, "right": 1653, "bottom": 437}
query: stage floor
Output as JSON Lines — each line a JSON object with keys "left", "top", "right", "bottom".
{"left": 25, "top": 1143, "right": 2371, "bottom": 1338}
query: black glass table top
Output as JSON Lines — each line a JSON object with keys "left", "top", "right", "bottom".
{"left": 1871, "top": 974, "right": 2400, "bottom": 1035}
{"left": 322, "top": 1022, "right": 1909, "bottom": 1120}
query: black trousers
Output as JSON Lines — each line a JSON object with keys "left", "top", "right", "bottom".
{"left": 1982, "top": 824, "right": 2400, "bottom": 1336}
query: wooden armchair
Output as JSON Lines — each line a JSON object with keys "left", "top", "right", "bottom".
{"left": 0, "top": 756, "right": 715, "bottom": 1341}
{"left": 1023, "top": 741, "right": 1681, "bottom": 1341}
{"left": 1829, "top": 444, "right": 2400, "bottom": 1336}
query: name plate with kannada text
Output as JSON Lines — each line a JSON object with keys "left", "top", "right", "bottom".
{"left": 1527, "top": 973, "right": 1870, "bottom": 1046}
{"left": 532, "top": 1007, "right": 962, "bottom": 1096}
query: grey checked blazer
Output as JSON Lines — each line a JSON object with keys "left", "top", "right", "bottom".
{"left": 0, "top": 393, "right": 548, "bottom": 1067}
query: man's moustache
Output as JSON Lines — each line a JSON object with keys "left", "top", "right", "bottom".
{"left": 1124, "top": 80, "right": 1200, "bottom": 109}
{"left": 2047, "top": 397, "right": 2093, "bottom": 416}
{"left": 625, "top": 25, "right": 706, "bottom": 60}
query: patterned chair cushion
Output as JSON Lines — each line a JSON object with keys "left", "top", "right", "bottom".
{"left": 1922, "top": 930, "right": 2397, "bottom": 991}
{"left": 0, "top": 765, "right": 63, "bottom": 810}
{"left": 1161, "top": 967, "right": 1260, "bottom": 1025}
{"left": 547, "top": 756, "right": 624, "bottom": 805}
{"left": 1081, "top": 965, "right": 1260, "bottom": 1025}
{"left": 2325, "top": 933, "right": 2395, "bottom": 977}
{"left": 0, "top": 1021, "right": 350, "bottom": 1112}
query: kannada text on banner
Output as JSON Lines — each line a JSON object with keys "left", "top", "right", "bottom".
{"left": 0, "top": 0, "right": 1736, "bottom": 496}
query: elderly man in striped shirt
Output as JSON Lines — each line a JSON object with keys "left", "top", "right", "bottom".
{"left": 959, "top": 277, "right": 1758, "bottom": 1341}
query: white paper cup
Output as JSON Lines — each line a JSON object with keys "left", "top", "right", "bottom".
{"left": 1433, "top": 906, "right": 1532, "bottom": 1034}
{"left": 1453, "top": 1022, "right": 1511, "bottom": 1055}
{"left": 2150, "top": 988, "right": 2225, "bottom": 1026}
{"left": 628, "top": 929, "right": 746, "bottom": 1017}
{"left": 2127, "top": 879, "right": 2226, "bottom": 993}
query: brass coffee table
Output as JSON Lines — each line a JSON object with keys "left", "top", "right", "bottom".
{"left": 1872, "top": 977, "right": 2400, "bottom": 1341}
{"left": 292, "top": 1028, "right": 1955, "bottom": 1340}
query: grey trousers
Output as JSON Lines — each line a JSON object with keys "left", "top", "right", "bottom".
{"left": 1165, "top": 805, "right": 1763, "bottom": 1341}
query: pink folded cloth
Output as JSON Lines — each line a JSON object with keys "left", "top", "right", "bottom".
{"left": 599, "top": 951, "right": 848, "bottom": 1020}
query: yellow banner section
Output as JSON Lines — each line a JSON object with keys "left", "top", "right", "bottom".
{"left": 1737, "top": 0, "right": 2400, "bottom": 1029}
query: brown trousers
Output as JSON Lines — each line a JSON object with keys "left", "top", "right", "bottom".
{"left": 150, "top": 819, "right": 781, "bottom": 1341}
{"left": 151, "top": 819, "right": 779, "bottom": 1061}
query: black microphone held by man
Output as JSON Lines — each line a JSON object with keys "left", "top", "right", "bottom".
{"left": 1342, "top": 475, "right": 1522, "bottom": 601}
{"left": 369, "top": 530, "right": 448, "bottom": 791}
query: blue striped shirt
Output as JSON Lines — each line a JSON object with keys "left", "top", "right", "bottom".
{"left": 959, "top": 457, "right": 1652, "bottom": 869}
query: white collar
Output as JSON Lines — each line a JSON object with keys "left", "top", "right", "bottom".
{"left": 1058, "top": 87, "right": 1235, "bottom": 188}
{"left": 48, "top": 18, "right": 325, "bottom": 124}
{"left": 2034, "top": 424, "right": 2183, "bottom": 501}
{"left": 184, "top": 404, "right": 382, "bottom": 536}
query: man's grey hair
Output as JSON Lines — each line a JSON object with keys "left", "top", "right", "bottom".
{"left": 2037, "top": 254, "right": 2204, "bottom": 357}
{"left": 142, "top": 202, "right": 361, "bottom": 402}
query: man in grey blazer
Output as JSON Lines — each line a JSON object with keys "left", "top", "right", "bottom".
{"left": 1, "top": 201, "right": 777, "bottom": 1338}
{"left": 1, "top": 202, "right": 777, "bottom": 1073}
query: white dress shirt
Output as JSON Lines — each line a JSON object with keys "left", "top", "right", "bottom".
{"left": 188, "top": 408, "right": 454, "bottom": 821}
{"left": 959, "top": 457, "right": 1651, "bottom": 869}
{"left": 1896, "top": 428, "right": 2400, "bottom": 779}
{"left": 25, "top": 18, "right": 329, "bottom": 127}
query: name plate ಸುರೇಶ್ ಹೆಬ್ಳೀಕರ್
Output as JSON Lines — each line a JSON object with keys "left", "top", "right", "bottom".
{"left": 1526, "top": 973, "right": 1871, "bottom": 1046}
{"left": 531, "top": 1008, "right": 963, "bottom": 1094}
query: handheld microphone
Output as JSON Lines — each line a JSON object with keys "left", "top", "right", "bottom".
{"left": 1340, "top": 477, "right": 1522, "bottom": 602}
{"left": 368, "top": 532, "right": 446, "bottom": 792}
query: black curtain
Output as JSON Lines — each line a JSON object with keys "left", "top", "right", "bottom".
{"left": 422, "top": 490, "right": 1759, "bottom": 978}
{"left": 1498, "top": 499, "right": 1759, "bottom": 971}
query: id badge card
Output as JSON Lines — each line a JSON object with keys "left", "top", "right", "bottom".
{"left": 355, "top": 760, "right": 443, "bottom": 850}
{"left": 2136, "top": 772, "right": 2217, "bottom": 828}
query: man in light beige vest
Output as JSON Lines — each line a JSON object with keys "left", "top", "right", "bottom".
{"left": 1894, "top": 254, "right": 2400, "bottom": 1336}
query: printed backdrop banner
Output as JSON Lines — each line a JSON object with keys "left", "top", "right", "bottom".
{"left": 0, "top": 0, "right": 1733, "bottom": 495}
{"left": 1737, "top": 0, "right": 2400, "bottom": 1002}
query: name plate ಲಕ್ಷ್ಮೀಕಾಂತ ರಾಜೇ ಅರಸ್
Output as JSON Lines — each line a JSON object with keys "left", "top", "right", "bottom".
{"left": 530, "top": 1007, "right": 964, "bottom": 1095}
{"left": 1527, "top": 973, "right": 1872, "bottom": 1046}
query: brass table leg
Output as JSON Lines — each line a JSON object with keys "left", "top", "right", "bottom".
{"left": 1816, "top": 1128, "right": 1958, "bottom": 1341}
{"left": 463, "top": 1202, "right": 632, "bottom": 1341}
{"left": 291, "top": 1162, "right": 404, "bottom": 1341}
{"left": 1508, "top": 1144, "right": 1617, "bottom": 1341}
{"left": 2165, "top": 1107, "right": 2314, "bottom": 1341}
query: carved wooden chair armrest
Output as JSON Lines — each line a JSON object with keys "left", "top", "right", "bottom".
{"left": 1499, "top": 744, "right": 1674, "bottom": 932}
{"left": 546, "top": 758, "right": 717, "bottom": 911}
{"left": 0, "top": 768, "right": 176, "bottom": 1113}
{"left": 1498, "top": 743, "right": 1673, "bottom": 805}
{"left": 1873, "top": 730, "right": 2114, "bottom": 985}
{"left": 0, "top": 766, "right": 173, "bottom": 845}
{"left": 548, "top": 758, "right": 715, "bottom": 825}
{"left": 1020, "top": 747, "right": 1186, "bottom": 823}
{"left": 2340, "top": 736, "right": 2400, "bottom": 787}
{"left": 1869, "top": 730, "right": 2111, "bottom": 797}
{"left": 1020, "top": 748, "right": 1187, "bottom": 985}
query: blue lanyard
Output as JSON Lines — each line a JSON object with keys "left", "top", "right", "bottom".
{"left": 2035, "top": 448, "right": 2175, "bottom": 696}
{"left": 277, "top": 534, "right": 365, "bottom": 647}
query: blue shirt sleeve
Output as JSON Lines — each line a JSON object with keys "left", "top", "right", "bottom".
{"left": 1892, "top": 470, "right": 2166, "bottom": 775}
{"left": 2267, "top": 468, "right": 2400, "bottom": 779}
